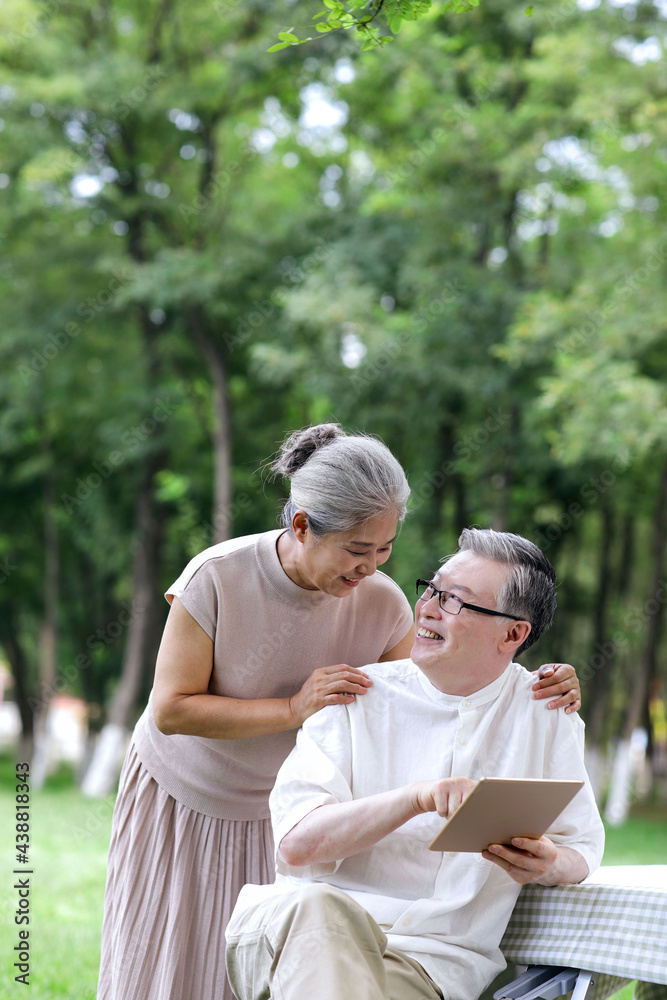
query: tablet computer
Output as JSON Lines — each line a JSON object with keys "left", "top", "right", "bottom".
{"left": 428, "top": 777, "right": 584, "bottom": 853}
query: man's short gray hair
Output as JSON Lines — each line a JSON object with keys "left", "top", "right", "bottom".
{"left": 453, "top": 528, "right": 557, "bottom": 655}
{"left": 270, "top": 423, "right": 410, "bottom": 537}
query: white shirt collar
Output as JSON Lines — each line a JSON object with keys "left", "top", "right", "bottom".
{"left": 416, "top": 660, "right": 515, "bottom": 708}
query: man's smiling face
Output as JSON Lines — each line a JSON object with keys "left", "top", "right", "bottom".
{"left": 411, "top": 551, "right": 524, "bottom": 695}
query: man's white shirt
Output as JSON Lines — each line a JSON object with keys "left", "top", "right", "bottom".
{"left": 230, "top": 658, "right": 604, "bottom": 1000}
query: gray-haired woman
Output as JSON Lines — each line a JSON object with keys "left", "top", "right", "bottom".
{"left": 97, "top": 423, "right": 579, "bottom": 1000}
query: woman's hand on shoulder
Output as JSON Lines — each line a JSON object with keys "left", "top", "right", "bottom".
{"left": 531, "top": 662, "right": 581, "bottom": 713}
{"left": 288, "top": 665, "right": 373, "bottom": 726}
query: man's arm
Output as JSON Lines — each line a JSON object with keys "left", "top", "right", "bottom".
{"left": 482, "top": 836, "right": 590, "bottom": 886}
{"left": 280, "top": 777, "right": 475, "bottom": 867}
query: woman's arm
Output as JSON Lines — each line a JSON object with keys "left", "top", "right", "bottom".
{"left": 151, "top": 598, "right": 373, "bottom": 739}
{"left": 532, "top": 663, "right": 581, "bottom": 713}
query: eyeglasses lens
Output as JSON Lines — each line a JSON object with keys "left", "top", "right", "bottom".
{"left": 417, "top": 582, "right": 462, "bottom": 615}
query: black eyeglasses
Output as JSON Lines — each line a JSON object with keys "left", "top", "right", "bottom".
{"left": 415, "top": 580, "right": 525, "bottom": 621}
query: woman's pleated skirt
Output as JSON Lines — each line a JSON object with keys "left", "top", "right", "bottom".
{"left": 97, "top": 742, "right": 274, "bottom": 1000}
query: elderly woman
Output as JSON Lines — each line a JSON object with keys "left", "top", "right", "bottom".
{"left": 97, "top": 423, "right": 579, "bottom": 1000}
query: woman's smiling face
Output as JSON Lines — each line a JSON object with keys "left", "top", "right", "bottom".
{"left": 284, "top": 512, "right": 399, "bottom": 596}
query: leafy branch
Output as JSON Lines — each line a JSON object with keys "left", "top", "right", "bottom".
{"left": 268, "top": 0, "right": 486, "bottom": 53}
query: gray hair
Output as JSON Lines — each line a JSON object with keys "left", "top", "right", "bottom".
{"left": 451, "top": 528, "right": 557, "bottom": 655}
{"left": 270, "top": 423, "right": 410, "bottom": 537}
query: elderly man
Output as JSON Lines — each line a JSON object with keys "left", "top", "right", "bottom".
{"left": 226, "top": 528, "right": 604, "bottom": 1000}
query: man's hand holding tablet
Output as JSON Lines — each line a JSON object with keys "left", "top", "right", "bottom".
{"left": 428, "top": 777, "right": 586, "bottom": 883}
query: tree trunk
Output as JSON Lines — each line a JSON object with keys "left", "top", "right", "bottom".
{"left": 81, "top": 465, "right": 164, "bottom": 797}
{"left": 430, "top": 422, "right": 453, "bottom": 540}
{"left": 586, "top": 505, "right": 615, "bottom": 745}
{"left": 616, "top": 514, "right": 635, "bottom": 598}
{"left": 80, "top": 161, "right": 169, "bottom": 797}
{"left": 494, "top": 402, "right": 521, "bottom": 534}
{"left": 584, "top": 504, "right": 615, "bottom": 801}
{"left": 453, "top": 473, "right": 468, "bottom": 538}
{"left": 192, "top": 320, "right": 232, "bottom": 544}
{"left": 32, "top": 470, "right": 60, "bottom": 789}
{"left": 605, "top": 455, "right": 667, "bottom": 824}
{"left": 190, "top": 110, "right": 233, "bottom": 545}
{"left": 421, "top": 419, "right": 469, "bottom": 555}
{"left": 0, "top": 606, "right": 34, "bottom": 763}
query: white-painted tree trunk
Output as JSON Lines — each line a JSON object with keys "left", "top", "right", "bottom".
{"left": 80, "top": 724, "right": 129, "bottom": 798}
{"left": 584, "top": 746, "right": 606, "bottom": 806}
{"left": 32, "top": 475, "right": 59, "bottom": 790}
{"left": 604, "top": 739, "right": 633, "bottom": 826}
{"left": 30, "top": 721, "right": 51, "bottom": 790}
{"left": 80, "top": 470, "right": 161, "bottom": 798}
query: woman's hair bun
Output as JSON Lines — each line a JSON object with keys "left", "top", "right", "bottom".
{"left": 270, "top": 423, "right": 344, "bottom": 479}
{"left": 267, "top": 422, "right": 410, "bottom": 537}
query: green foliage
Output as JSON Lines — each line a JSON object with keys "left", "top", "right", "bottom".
{"left": 268, "top": 0, "right": 510, "bottom": 53}
{"left": 1, "top": 0, "right": 667, "bottom": 767}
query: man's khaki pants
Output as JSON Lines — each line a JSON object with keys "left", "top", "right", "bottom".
{"left": 226, "top": 883, "right": 445, "bottom": 1000}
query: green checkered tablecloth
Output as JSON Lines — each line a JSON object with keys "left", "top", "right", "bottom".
{"left": 500, "top": 866, "right": 667, "bottom": 1000}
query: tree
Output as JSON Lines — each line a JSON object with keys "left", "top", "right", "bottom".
{"left": 1, "top": 0, "right": 665, "bottom": 815}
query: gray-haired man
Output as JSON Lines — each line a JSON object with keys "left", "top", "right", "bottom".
{"left": 226, "top": 529, "right": 604, "bottom": 1000}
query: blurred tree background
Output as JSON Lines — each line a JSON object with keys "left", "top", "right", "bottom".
{"left": 1, "top": 0, "right": 666, "bottom": 823}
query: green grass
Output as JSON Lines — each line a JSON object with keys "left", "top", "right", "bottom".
{"left": 0, "top": 754, "right": 665, "bottom": 999}
{"left": 601, "top": 807, "right": 667, "bottom": 865}
{"left": 0, "top": 759, "right": 114, "bottom": 1000}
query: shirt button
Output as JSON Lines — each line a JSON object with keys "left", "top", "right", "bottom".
{"left": 448, "top": 852, "right": 458, "bottom": 857}
{"left": 459, "top": 737, "right": 468, "bottom": 746}
{"left": 402, "top": 917, "right": 411, "bottom": 926}
{"left": 462, "top": 699, "right": 471, "bottom": 707}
